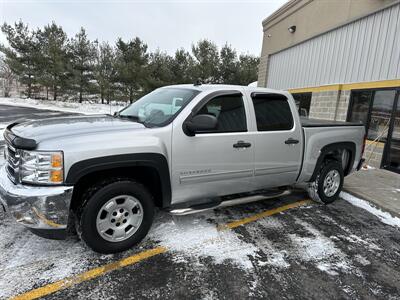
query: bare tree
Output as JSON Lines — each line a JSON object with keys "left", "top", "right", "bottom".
{"left": 0, "top": 55, "right": 15, "bottom": 97}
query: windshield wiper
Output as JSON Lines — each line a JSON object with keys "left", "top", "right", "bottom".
{"left": 114, "top": 114, "right": 161, "bottom": 128}
{"left": 116, "top": 114, "right": 147, "bottom": 125}
{"left": 118, "top": 115, "right": 139, "bottom": 121}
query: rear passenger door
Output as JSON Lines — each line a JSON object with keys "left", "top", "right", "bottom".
{"left": 250, "top": 93, "right": 303, "bottom": 189}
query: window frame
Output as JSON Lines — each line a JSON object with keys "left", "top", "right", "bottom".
{"left": 347, "top": 87, "right": 399, "bottom": 139}
{"left": 347, "top": 86, "right": 400, "bottom": 170}
{"left": 188, "top": 90, "right": 248, "bottom": 134}
{"left": 250, "top": 92, "right": 295, "bottom": 132}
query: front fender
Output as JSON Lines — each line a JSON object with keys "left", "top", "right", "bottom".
{"left": 65, "top": 153, "right": 171, "bottom": 207}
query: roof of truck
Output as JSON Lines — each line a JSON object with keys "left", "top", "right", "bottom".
{"left": 163, "top": 84, "right": 287, "bottom": 95}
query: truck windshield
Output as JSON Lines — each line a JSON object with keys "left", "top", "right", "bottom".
{"left": 118, "top": 88, "right": 199, "bottom": 127}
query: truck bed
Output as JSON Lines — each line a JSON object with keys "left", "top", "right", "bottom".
{"left": 301, "top": 117, "right": 364, "bottom": 128}
{"left": 297, "top": 117, "right": 365, "bottom": 183}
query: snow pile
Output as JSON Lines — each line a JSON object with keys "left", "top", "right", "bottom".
{"left": 149, "top": 212, "right": 257, "bottom": 269}
{"left": 0, "top": 97, "right": 126, "bottom": 115}
{"left": 340, "top": 192, "right": 400, "bottom": 228}
{"left": 362, "top": 165, "right": 376, "bottom": 170}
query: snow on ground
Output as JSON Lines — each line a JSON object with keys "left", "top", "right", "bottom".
{"left": 362, "top": 164, "right": 376, "bottom": 170}
{"left": 149, "top": 211, "right": 258, "bottom": 269}
{"left": 0, "top": 217, "right": 97, "bottom": 299}
{"left": 0, "top": 97, "right": 126, "bottom": 115}
{"left": 0, "top": 194, "right": 395, "bottom": 298}
{"left": 340, "top": 191, "right": 400, "bottom": 228}
{"left": 289, "top": 217, "right": 353, "bottom": 276}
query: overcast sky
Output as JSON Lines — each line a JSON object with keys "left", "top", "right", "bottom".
{"left": 0, "top": 0, "right": 286, "bottom": 56}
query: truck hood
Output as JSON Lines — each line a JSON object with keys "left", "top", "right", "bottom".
{"left": 10, "top": 115, "right": 146, "bottom": 143}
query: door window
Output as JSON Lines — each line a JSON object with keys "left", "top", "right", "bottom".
{"left": 348, "top": 91, "right": 373, "bottom": 125}
{"left": 348, "top": 90, "right": 396, "bottom": 141}
{"left": 194, "top": 94, "right": 247, "bottom": 133}
{"left": 252, "top": 94, "right": 293, "bottom": 131}
{"left": 368, "top": 90, "right": 396, "bottom": 141}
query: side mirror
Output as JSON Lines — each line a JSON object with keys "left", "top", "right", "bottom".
{"left": 184, "top": 114, "right": 218, "bottom": 136}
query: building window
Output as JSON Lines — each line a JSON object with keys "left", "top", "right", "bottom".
{"left": 292, "top": 92, "right": 312, "bottom": 118}
{"left": 348, "top": 90, "right": 396, "bottom": 141}
{"left": 348, "top": 88, "right": 400, "bottom": 172}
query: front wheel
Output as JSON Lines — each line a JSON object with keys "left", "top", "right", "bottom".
{"left": 77, "top": 179, "right": 154, "bottom": 254}
{"left": 307, "top": 160, "right": 344, "bottom": 204}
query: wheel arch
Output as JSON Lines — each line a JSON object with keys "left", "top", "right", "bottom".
{"left": 66, "top": 153, "right": 171, "bottom": 210}
{"left": 309, "top": 142, "right": 356, "bottom": 182}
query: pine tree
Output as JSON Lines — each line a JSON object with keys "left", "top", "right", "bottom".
{"left": 115, "top": 37, "right": 149, "bottom": 103}
{"left": 69, "top": 28, "right": 97, "bottom": 103}
{"left": 219, "top": 43, "right": 238, "bottom": 84}
{"left": 36, "top": 22, "right": 69, "bottom": 101}
{"left": 191, "top": 40, "right": 220, "bottom": 83}
{"left": 0, "top": 21, "right": 39, "bottom": 98}
{"left": 94, "top": 42, "right": 116, "bottom": 104}
{"left": 171, "top": 48, "right": 195, "bottom": 84}
{"left": 236, "top": 54, "right": 260, "bottom": 85}
{"left": 145, "top": 50, "right": 174, "bottom": 92}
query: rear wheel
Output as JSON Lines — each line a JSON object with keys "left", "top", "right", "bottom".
{"left": 307, "top": 160, "right": 344, "bottom": 204}
{"left": 77, "top": 179, "right": 154, "bottom": 254}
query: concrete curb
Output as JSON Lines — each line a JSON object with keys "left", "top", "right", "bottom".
{"left": 342, "top": 187, "right": 400, "bottom": 219}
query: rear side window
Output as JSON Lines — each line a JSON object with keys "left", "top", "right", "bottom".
{"left": 195, "top": 94, "right": 247, "bottom": 133}
{"left": 251, "top": 94, "right": 294, "bottom": 131}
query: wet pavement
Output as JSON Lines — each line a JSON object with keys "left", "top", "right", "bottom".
{"left": 0, "top": 104, "right": 77, "bottom": 124}
{"left": 0, "top": 104, "right": 77, "bottom": 148}
{"left": 0, "top": 104, "right": 399, "bottom": 299}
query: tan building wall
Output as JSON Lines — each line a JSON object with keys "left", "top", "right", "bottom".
{"left": 258, "top": 0, "right": 398, "bottom": 87}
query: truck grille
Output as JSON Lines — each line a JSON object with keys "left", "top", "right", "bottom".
{"left": 5, "top": 143, "right": 19, "bottom": 183}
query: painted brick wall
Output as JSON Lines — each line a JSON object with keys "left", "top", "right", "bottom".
{"left": 309, "top": 91, "right": 339, "bottom": 120}
{"left": 335, "top": 90, "right": 351, "bottom": 121}
{"left": 308, "top": 89, "right": 351, "bottom": 121}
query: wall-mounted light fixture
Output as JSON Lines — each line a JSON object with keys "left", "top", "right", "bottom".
{"left": 288, "top": 25, "right": 296, "bottom": 33}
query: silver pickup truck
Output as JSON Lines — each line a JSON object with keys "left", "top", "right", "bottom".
{"left": 0, "top": 84, "right": 365, "bottom": 253}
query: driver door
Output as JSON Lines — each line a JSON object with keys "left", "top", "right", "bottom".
{"left": 170, "top": 91, "right": 255, "bottom": 205}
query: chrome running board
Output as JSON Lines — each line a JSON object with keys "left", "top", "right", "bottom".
{"left": 168, "top": 190, "right": 291, "bottom": 216}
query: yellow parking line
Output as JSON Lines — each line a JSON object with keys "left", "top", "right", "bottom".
{"left": 218, "top": 199, "right": 313, "bottom": 230}
{"left": 12, "top": 199, "right": 312, "bottom": 300}
{"left": 12, "top": 247, "right": 167, "bottom": 300}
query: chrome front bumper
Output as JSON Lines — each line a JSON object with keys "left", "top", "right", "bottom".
{"left": 0, "top": 166, "right": 73, "bottom": 238}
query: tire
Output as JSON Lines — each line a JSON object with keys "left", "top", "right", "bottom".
{"left": 307, "top": 160, "right": 344, "bottom": 204}
{"left": 77, "top": 179, "right": 154, "bottom": 254}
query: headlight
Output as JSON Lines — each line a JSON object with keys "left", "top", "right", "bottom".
{"left": 20, "top": 151, "right": 64, "bottom": 185}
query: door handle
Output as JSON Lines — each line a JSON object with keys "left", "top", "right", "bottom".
{"left": 285, "top": 138, "right": 299, "bottom": 145}
{"left": 233, "top": 141, "right": 252, "bottom": 148}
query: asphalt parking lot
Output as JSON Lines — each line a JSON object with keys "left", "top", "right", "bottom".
{"left": 0, "top": 104, "right": 399, "bottom": 299}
